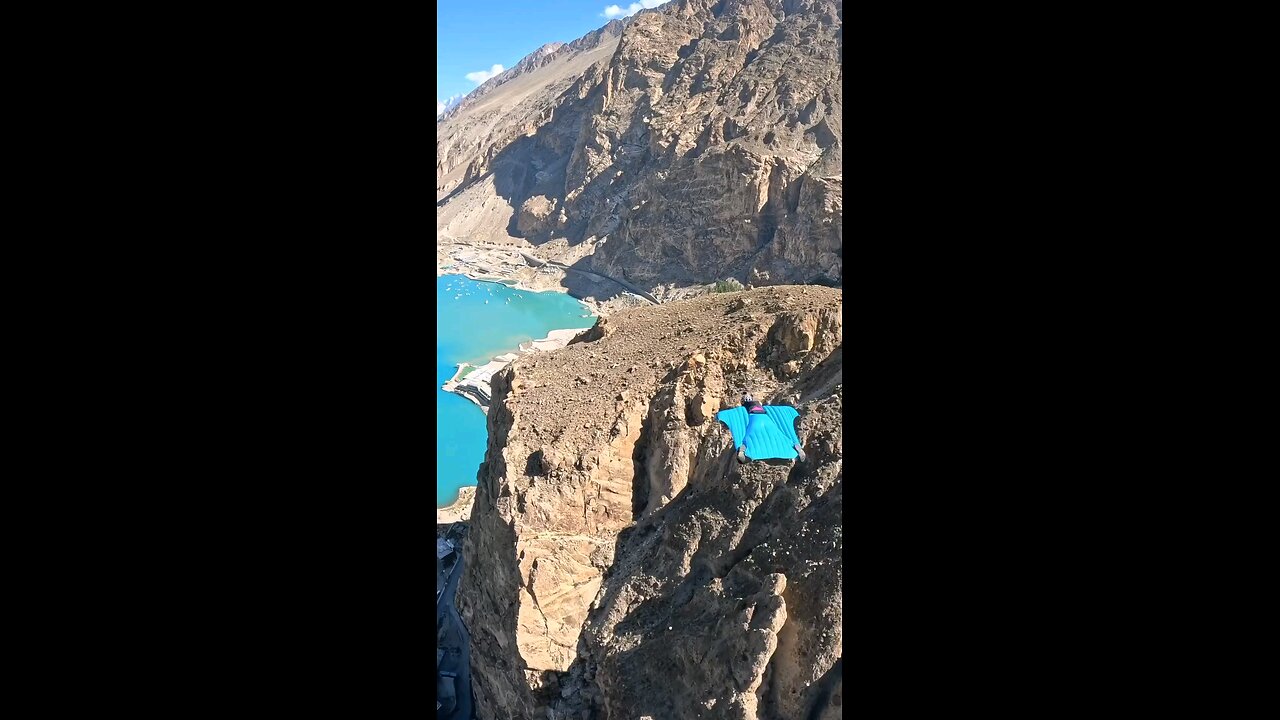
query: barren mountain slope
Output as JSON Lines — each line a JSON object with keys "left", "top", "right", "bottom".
{"left": 436, "top": 0, "right": 842, "bottom": 296}
{"left": 437, "top": 20, "right": 627, "bottom": 201}
{"left": 457, "top": 286, "right": 843, "bottom": 719}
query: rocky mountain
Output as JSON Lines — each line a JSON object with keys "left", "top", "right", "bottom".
{"left": 438, "top": 40, "right": 571, "bottom": 125}
{"left": 437, "top": 0, "right": 842, "bottom": 297}
{"left": 457, "top": 285, "right": 843, "bottom": 719}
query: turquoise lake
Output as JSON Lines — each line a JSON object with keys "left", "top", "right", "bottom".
{"left": 436, "top": 275, "right": 592, "bottom": 508}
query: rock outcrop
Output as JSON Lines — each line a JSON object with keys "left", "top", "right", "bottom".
{"left": 457, "top": 286, "right": 842, "bottom": 719}
{"left": 437, "top": 0, "right": 842, "bottom": 297}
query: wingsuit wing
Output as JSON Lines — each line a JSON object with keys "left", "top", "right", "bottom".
{"left": 765, "top": 406, "right": 801, "bottom": 445}
{"left": 739, "top": 405, "right": 799, "bottom": 460}
{"left": 716, "top": 407, "right": 749, "bottom": 450}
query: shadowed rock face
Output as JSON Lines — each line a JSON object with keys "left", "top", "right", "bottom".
{"left": 437, "top": 0, "right": 842, "bottom": 296}
{"left": 457, "top": 286, "right": 842, "bottom": 719}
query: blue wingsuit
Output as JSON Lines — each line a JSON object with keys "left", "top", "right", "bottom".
{"left": 716, "top": 403, "right": 802, "bottom": 461}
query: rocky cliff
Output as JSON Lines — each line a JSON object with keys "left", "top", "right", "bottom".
{"left": 457, "top": 285, "right": 843, "bottom": 719}
{"left": 437, "top": 0, "right": 842, "bottom": 296}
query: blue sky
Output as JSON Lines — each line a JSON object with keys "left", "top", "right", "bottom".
{"left": 437, "top": 0, "right": 670, "bottom": 116}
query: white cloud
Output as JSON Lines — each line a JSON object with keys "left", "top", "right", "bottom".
{"left": 464, "top": 64, "right": 505, "bottom": 85}
{"left": 603, "top": 0, "right": 667, "bottom": 20}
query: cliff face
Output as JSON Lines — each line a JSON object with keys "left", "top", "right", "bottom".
{"left": 436, "top": 0, "right": 842, "bottom": 294}
{"left": 457, "top": 286, "right": 843, "bottom": 719}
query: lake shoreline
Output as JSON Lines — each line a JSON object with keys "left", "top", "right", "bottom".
{"left": 438, "top": 268, "right": 605, "bottom": 316}
{"left": 437, "top": 269, "right": 598, "bottom": 415}
{"left": 437, "top": 240, "right": 658, "bottom": 316}
{"left": 441, "top": 326, "right": 592, "bottom": 413}
{"left": 435, "top": 273, "right": 595, "bottom": 509}
{"left": 436, "top": 486, "right": 476, "bottom": 523}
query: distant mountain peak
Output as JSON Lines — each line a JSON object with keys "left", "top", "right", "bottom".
{"left": 532, "top": 42, "right": 565, "bottom": 58}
